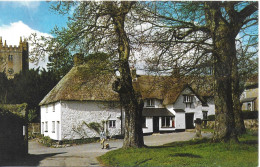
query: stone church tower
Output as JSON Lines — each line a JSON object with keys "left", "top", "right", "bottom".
{"left": 0, "top": 37, "right": 29, "bottom": 79}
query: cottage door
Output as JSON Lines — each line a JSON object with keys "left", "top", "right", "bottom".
{"left": 185, "top": 113, "right": 194, "bottom": 129}
{"left": 153, "top": 117, "right": 159, "bottom": 133}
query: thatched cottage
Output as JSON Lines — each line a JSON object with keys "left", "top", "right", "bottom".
{"left": 40, "top": 64, "right": 215, "bottom": 140}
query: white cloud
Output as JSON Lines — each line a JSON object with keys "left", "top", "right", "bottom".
{"left": 0, "top": 21, "right": 52, "bottom": 69}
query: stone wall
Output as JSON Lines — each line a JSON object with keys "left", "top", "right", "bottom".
{"left": 204, "top": 119, "right": 258, "bottom": 131}
{"left": 60, "top": 101, "right": 122, "bottom": 140}
{"left": 0, "top": 104, "right": 28, "bottom": 163}
{"left": 244, "top": 119, "right": 258, "bottom": 131}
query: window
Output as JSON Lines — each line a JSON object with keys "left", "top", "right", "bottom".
{"left": 146, "top": 99, "right": 155, "bottom": 107}
{"left": 41, "top": 122, "right": 44, "bottom": 134}
{"left": 8, "top": 55, "right": 13, "bottom": 61}
{"left": 142, "top": 117, "right": 146, "bottom": 128}
{"left": 247, "top": 103, "right": 252, "bottom": 111}
{"left": 161, "top": 117, "right": 172, "bottom": 127}
{"left": 109, "top": 120, "right": 116, "bottom": 128}
{"left": 45, "top": 121, "right": 48, "bottom": 132}
{"left": 46, "top": 105, "right": 48, "bottom": 113}
{"left": 52, "top": 104, "right": 55, "bottom": 112}
{"left": 202, "top": 111, "right": 208, "bottom": 120}
{"left": 183, "top": 95, "right": 193, "bottom": 103}
{"left": 52, "top": 121, "right": 55, "bottom": 133}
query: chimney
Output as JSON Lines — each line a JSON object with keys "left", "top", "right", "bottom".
{"left": 73, "top": 53, "right": 85, "bottom": 66}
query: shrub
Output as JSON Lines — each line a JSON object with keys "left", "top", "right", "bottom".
{"left": 207, "top": 115, "right": 215, "bottom": 121}
{"left": 41, "top": 136, "right": 54, "bottom": 147}
{"left": 242, "top": 111, "right": 258, "bottom": 119}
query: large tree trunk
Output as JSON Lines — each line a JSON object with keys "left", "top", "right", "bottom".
{"left": 205, "top": 2, "right": 238, "bottom": 142}
{"left": 212, "top": 35, "right": 238, "bottom": 142}
{"left": 231, "top": 53, "right": 246, "bottom": 135}
{"left": 111, "top": 2, "right": 144, "bottom": 148}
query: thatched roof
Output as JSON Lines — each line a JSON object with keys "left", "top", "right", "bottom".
{"left": 135, "top": 75, "right": 195, "bottom": 105}
{"left": 39, "top": 64, "right": 119, "bottom": 105}
{"left": 40, "top": 65, "right": 212, "bottom": 106}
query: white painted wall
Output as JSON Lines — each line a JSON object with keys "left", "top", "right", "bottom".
{"left": 60, "top": 101, "right": 122, "bottom": 140}
{"left": 175, "top": 112, "right": 186, "bottom": 129}
{"left": 168, "top": 88, "right": 215, "bottom": 130}
{"left": 142, "top": 117, "right": 153, "bottom": 133}
{"left": 41, "top": 102, "right": 62, "bottom": 140}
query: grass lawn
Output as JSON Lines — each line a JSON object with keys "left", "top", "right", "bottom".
{"left": 98, "top": 131, "right": 258, "bottom": 167}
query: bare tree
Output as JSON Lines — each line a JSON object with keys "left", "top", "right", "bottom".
{"left": 30, "top": 1, "right": 144, "bottom": 148}
{"left": 135, "top": 1, "right": 258, "bottom": 142}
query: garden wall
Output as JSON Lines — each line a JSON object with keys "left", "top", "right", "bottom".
{"left": 0, "top": 104, "right": 28, "bottom": 163}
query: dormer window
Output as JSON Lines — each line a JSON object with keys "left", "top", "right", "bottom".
{"left": 146, "top": 99, "right": 155, "bottom": 107}
{"left": 183, "top": 95, "right": 193, "bottom": 103}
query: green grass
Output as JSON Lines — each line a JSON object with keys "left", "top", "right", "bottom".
{"left": 98, "top": 131, "right": 258, "bottom": 167}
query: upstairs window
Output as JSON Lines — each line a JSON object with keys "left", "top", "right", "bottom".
{"left": 183, "top": 95, "right": 193, "bottom": 103}
{"left": 146, "top": 99, "right": 155, "bottom": 107}
{"left": 202, "top": 111, "right": 208, "bottom": 120}
{"left": 52, "top": 104, "right": 55, "bottom": 112}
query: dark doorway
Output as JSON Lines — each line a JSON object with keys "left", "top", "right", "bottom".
{"left": 153, "top": 116, "right": 159, "bottom": 133}
{"left": 185, "top": 113, "right": 194, "bottom": 129}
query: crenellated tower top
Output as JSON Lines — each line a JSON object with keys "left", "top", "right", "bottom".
{"left": 0, "top": 36, "right": 28, "bottom": 52}
{"left": 0, "top": 36, "right": 29, "bottom": 79}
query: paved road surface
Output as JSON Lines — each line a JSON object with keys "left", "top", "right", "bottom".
{"left": 3, "top": 132, "right": 212, "bottom": 166}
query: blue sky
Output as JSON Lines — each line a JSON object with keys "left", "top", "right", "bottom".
{"left": 0, "top": 1, "right": 68, "bottom": 34}
{"left": 0, "top": 1, "right": 69, "bottom": 69}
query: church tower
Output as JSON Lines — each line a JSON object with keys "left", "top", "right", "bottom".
{"left": 0, "top": 37, "right": 29, "bottom": 79}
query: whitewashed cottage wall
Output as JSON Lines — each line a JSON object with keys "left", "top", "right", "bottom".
{"left": 142, "top": 117, "right": 153, "bottom": 133}
{"left": 60, "top": 101, "right": 122, "bottom": 140}
{"left": 41, "top": 102, "right": 62, "bottom": 140}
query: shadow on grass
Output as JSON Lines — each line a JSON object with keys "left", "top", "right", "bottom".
{"left": 0, "top": 152, "right": 67, "bottom": 166}
{"left": 241, "top": 140, "right": 258, "bottom": 145}
{"left": 149, "top": 138, "right": 211, "bottom": 149}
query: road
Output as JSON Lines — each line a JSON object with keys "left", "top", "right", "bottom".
{"left": 3, "top": 131, "right": 212, "bottom": 166}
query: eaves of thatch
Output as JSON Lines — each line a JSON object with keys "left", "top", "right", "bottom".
{"left": 40, "top": 65, "right": 213, "bottom": 106}
{"left": 39, "top": 64, "right": 119, "bottom": 106}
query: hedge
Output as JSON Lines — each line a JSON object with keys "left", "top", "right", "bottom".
{"left": 206, "top": 111, "right": 258, "bottom": 121}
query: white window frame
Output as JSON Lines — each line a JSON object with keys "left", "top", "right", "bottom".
{"left": 52, "top": 121, "right": 55, "bottom": 133}
{"left": 41, "top": 122, "right": 44, "bottom": 134}
{"left": 161, "top": 116, "right": 172, "bottom": 128}
{"left": 183, "top": 95, "right": 193, "bottom": 103}
{"left": 146, "top": 99, "right": 155, "bottom": 107}
{"left": 109, "top": 120, "right": 116, "bottom": 128}
{"left": 202, "top": 111, "right": 208, "bottom": 120}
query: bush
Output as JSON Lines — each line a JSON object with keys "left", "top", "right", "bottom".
{"left": 41, "top": 136, "right": 54, "bottom": 147}
{"left": 207, "top": 115, "right": 215, "bottom": 121}
{"left": 242, "top": 111, "right": 258, "bottom": 119}
{"left": 62, "top": 137, "right": 99, "bottom": 145}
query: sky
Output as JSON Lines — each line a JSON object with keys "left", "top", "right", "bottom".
{"left": 0, "top": 1, "right": 68, "bottom": 69}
